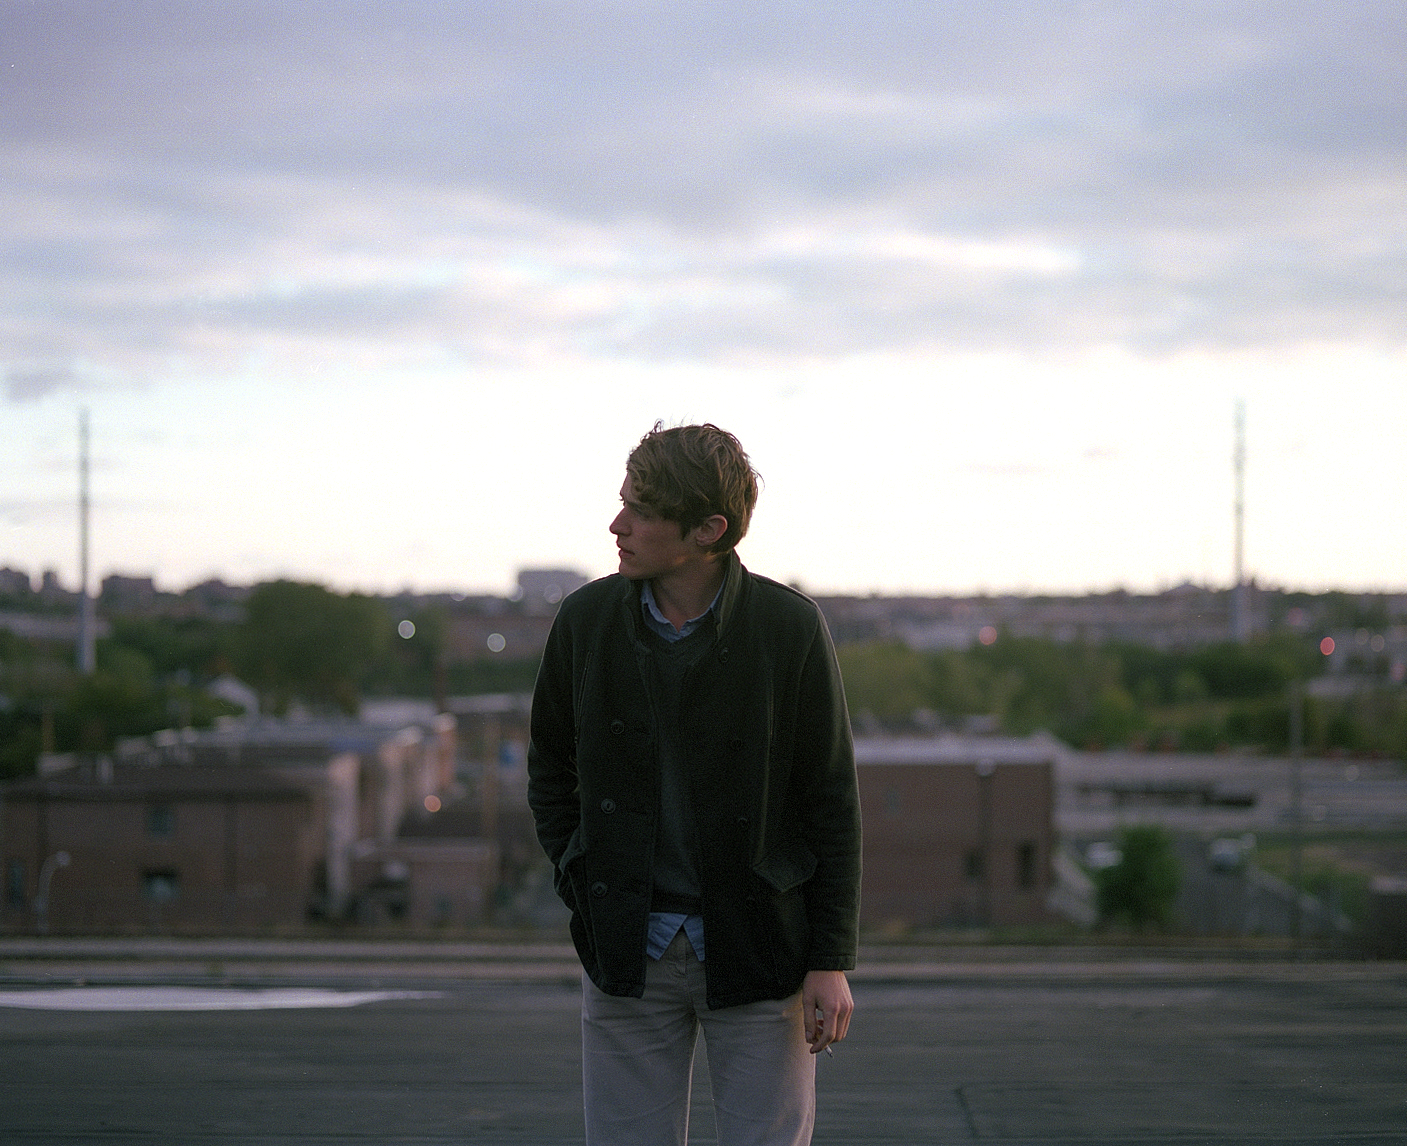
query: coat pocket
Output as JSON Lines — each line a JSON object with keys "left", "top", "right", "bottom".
{"left": 751, "top": 841, "right": 817, "bottom": 893}
{"left": 748, "top": 843, "right": 815, "bottom": 992}
{"left": 555, "top": 827, "right": 587, "bottom": 906}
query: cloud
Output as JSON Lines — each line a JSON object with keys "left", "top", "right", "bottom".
{"left": 0, "top": 1, "right": 1403, "bottom": 402}
{"left": 5, "top": 365, "right": 78, "bottom": 403}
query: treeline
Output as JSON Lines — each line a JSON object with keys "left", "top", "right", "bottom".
{"left": 5, "top": 580, "right": 1406, "bottom": 780}
{"left": 0, "top": 580, "right": 539, "bottom": 779}
{"left": 837, "top": 632, "right": 1407, "bottom": 759}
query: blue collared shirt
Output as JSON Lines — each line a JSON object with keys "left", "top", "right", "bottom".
{"left": 640, "top": 578, "right": 722, "bottom": 960}
{"left": 646, "top": 912, "right": 707, "bottom": 961}
{"left": 640, "top": 579, "right": 719, "bottom": 642}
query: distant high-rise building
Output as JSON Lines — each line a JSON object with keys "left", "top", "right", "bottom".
{"left": 39, "top": 570, "right": 73, "bottom": 601}
{"left": 516, "top": 568, "right": 589, "bottom": 613}
{"left": 0, "top": 567, "right": 33, "bottom": 596}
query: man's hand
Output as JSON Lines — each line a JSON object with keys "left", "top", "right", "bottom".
{"left": 802, "top": 969, "right": 853, "bottom": 1054}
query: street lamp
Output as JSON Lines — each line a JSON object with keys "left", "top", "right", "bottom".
{"left": 977, "top": 759, "right": 995, "bottom": 927}
{"left": 34, "top": 851, "right": 70, "bottom": 935}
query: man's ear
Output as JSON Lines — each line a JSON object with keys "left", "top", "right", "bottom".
{"left": 694, "top": 514, "right": 728, "bottom": 549}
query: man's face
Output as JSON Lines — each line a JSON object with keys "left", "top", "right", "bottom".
{"left": 610, "top": 476, "right": 696, "bottom": 581}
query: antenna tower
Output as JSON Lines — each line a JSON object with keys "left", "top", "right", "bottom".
{"left": 77, "top": 409, "right": 96, "bottom": 673}
{"left": 1231, "top": 399, "right": 1247, "bottom": 641}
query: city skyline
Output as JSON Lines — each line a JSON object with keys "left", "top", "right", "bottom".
{"left": 3, "top": 3, "right": 1403, "bottom": 599}
{"left": 7, "top": 514, "right": 1406, "bottom": 607}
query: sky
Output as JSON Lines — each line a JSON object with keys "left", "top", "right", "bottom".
{"left": 2, "top": 1, "right": 1403, "bottom": 599}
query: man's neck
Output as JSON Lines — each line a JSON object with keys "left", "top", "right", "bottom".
{"left": 649, "top": 556, "right": 727, "bottom": 632}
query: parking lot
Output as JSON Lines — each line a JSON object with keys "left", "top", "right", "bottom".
{"left": 2, "top": 942, "right": 1405, "bottom": 1144}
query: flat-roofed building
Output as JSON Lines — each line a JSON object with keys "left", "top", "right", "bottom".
{"left": 1, "top": 762, "right": 326, "bottom": 931}
{"left": 2, "top": 713, "right": 498, "bottom": 934}
{"left": 856, "top": 734, "right": 1059, "bottom": 929}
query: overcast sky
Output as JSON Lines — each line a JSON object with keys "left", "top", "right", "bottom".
{"left": 2, "top": 0, "right": 1403, "bottom": 598}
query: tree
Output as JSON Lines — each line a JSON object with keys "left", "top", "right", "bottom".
{"left": 107, "top": 614, "right": 235, "bottom": 680}
{"left": 235, "top": 581, "right": 389, "bottom": 715}
{"left": 1095, "top": 825, "right": 1181, "bottom": 932}
{"left": 972, "top": 634, "right": 1132, "bottom": 745}
{"left": 1187, "top": 639, "right": 1299, "bottom": 701}
{"left": 835, "top": 641, "right": 933, "bottom": 723}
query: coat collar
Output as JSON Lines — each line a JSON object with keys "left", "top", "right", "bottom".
{"left": 620, "top": 550, "right": 747, "bottom": 642}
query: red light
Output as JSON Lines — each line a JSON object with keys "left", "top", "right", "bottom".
{"left": 1319, "top": 637, "right": 1335, "bottom": 656}
{"left": 978, "top": 625, "right": 998, "bottom": 646}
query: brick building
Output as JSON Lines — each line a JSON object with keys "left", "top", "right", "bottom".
{"left": 856, "top": 734, "right": 1059, "bottom": 929}
{"left": 1, "top": 762, "right": 325, "bottom": 932}
{"left": 349, "top": 837, "right": 498, "bottom": 927}
{"left": 1, "top": 714, "right": 499, "bottom": 934}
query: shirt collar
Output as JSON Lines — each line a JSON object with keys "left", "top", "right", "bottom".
{"left": 641, "top": 578, "right": 723, "bottom": 642}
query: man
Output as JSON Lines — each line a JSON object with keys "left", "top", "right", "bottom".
{"left": 528, "top": 423, "right": 862, "bottom": 1146}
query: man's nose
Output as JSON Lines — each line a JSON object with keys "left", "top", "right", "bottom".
{"left": 610, "top": 510, "right": 627, "bottom": 535}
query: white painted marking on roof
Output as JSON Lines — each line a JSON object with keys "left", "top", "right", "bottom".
{"left": 0, "top": 987, "right": 439, "bottom": 1011}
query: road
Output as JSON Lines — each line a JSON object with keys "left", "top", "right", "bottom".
{"left": 2, "top": 944, "right": 1405, "bottom": 1144}
{"left": 1057, "top": 750, "right": 1407, "bottom": 839}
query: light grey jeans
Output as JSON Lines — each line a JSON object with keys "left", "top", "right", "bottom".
{"left": 581, "top": 929, "right": 816, "bottom": 1146}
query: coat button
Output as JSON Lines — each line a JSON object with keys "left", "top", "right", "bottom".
{"left": 736, "top": 815, "right": 749, "bottom": 829}
{"left": 728, "top": 736, "right": 744, "bottom": 751}
{"left": 610, "top": 720, "right": 625, "bottom": 735}
{"left": 600, "top": 799, "right": 617, "bottom": 814}
{"left": 718, "top": 647, "right": 730, "bottom": 663}
{"left": 591, "top": 882, "right": 608, "bottom": 898}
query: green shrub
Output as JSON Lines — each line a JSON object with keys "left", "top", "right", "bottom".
{"left": 1095, "top": 825, "right": 1181, "bottom": 932}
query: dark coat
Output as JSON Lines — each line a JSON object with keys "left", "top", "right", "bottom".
{"left": 527, "top": 554, "right": 861, "bottom": 1009}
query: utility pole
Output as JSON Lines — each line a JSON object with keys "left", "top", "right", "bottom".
{"left": 1289, "top": 679, "right": 1304, "bottom": 953}
{"left": 77, "top": 409, "right": 97, "bottom": 674}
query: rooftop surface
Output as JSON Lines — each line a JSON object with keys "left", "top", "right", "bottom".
{"left": 2, "top": 938, "right": 1404, "bottom": 1144}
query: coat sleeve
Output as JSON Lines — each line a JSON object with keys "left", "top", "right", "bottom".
{"left": 527, "top": 609, "right": 582, "bottom": 905}
{"left": 792, "top": 613, "right": 862, "bottom": 970}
